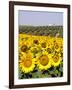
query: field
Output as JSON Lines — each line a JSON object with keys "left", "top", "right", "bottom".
{"left": 18, "top": 25, "right": 63, "bottom": 79}
{"left": 19, "top": 25, "right": 63, "bottom": 38}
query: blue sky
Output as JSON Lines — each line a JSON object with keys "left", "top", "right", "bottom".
{"left": 18, "top": 10, "right": 63, "bottom": 26}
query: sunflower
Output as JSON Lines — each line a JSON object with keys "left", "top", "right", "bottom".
{"left": 19, "top": 34, "right": 33, "bottom": 47}
{"left": 39, "top": 38, "right": 48, "bottom": 51}
{"left": 56, "top": 38, "right": 63, "bottom": 45}
{"left": 53, "top": 41, "right": 61, "bottom": 52}
{"left": 33, "top": 39, "right": 39, "bottom": 45}
{"left": 51, "top": 53, "right": 62, "bottom": 67}
{"left": 32, "top": 36, "right": 42, "bottom": 48}
{"left": 36, "top": 51, "right": 51, "bottom": 70}
{"left": 30, "top": 45, "right": 41, "bottom": 53}
{"left": 46, "top": 47, "right": 53, "bottom": 54}
{"left": 19, "top": 52, "right": 35, "bottom": 73}
{"left": 19, "top": 37, "right": 33, "bottom": 53}
{"left": 19, "top": 42, "right": 29, "bottom": 54}
{"left": 19, "top": 34, "right": 29, "bottom": 44}
{"left": 41, "top": 42, "right": 47, "bottom": 48}
{"left": 53, "top": 38, "right": 63, "bottom": 52}
{"left": 47, "top": 38, "right": 53, "bottom": 49}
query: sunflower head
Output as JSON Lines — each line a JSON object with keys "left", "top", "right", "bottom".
{"left": 46, "top": 48, "right": 53, "bottom": 54}
{"left": 41, "top": 42, "right": 47, "bottom": 48}
{"left": 51, "top": 53, "right": 61, "bottom": 67}
{"left": 53, "top": 38, "right": 63, "bottom": 52}
{"left": 47, "top": 38, "right": 53, "bottom": 48}
{"left": 54, "top": 42, "right": 60, "bottom": 52}
{"left": 36, "top": 51, "right": 51, "bottom": 70}
{"left": 53, "top": 54, "right": 59, "bottom": 63}
{"left": 33, "top": 39, "right": 39, "bottom": 45}
{"left": 19, "top": 52, "right": 35, "bottom": 73}
{"left": 39, "top": 55, "right": 49, "bottom": 66}
{"left": 21, "top": 44, "right": 28, "bottom": 52}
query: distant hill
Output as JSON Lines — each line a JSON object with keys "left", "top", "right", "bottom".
{"left": 19, "top": 25, "right": 63, "bottom": 38}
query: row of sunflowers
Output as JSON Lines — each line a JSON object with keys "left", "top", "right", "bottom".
{"left": 18, "top": 34, "right": 63, "bottom": 78}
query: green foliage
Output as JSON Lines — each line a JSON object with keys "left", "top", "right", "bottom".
{"left": 19, "top": 25, "right": 63, "bottom": 38}
{"left": 19, "top": 61, "right": 63, "bottom": 79}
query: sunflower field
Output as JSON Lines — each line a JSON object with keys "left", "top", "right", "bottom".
{"left": 18, "top": 26, "right": 63, "bottom": 79}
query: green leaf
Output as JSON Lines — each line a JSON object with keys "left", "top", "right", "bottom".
{"left": 54, "top": 70, "right": 59, "bottom": 74}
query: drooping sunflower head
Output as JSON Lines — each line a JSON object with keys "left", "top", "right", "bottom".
{"left": 19, "top": 52, "right": 35, "bottom": 73}
{"left": 36, "top": 51, "right": 51, "bottom": 70}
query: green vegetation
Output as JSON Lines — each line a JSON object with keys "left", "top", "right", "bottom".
{"left": 19, "top": 25, "right": 63, "bottom": 38}
{"left": 19, "top": 63, "right": 63, "bottom": 79}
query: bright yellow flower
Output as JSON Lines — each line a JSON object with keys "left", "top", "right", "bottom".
{"left": 36, "top": 51, "right": 51, "bottom": 70}
{"left": 47, "top": 38, "right": 54, "bottom": 49}
{"left": 30, "top": 45, "right": 41, "bottom": 53}
{"left": 53, "top": 38, "right": 63, "bottom": 52}
{"left": 19, "top": 52, "right": 35, "bottom": 73}
{"left": 19, "top": 34, "right": 33, "bottom": 47}
{"left": 32, "top": 38, "right": 39, "bottom": 45}
{"left": 19, "top": 42, "right": 29, "bottom": 53}
{"left": 54, "top": 42, "right": 60, "bottom": 52}
{"left": 51, "top": 53, "right": 62, "bottom": 67}
{"left": 19, "top": 34, "right": 63, "bottom": 71}
{"left": 38, "top": 38, "right": 48, "bottom": 51}
{"left": 46, "top": 47, "right": 53, "bottom": 54}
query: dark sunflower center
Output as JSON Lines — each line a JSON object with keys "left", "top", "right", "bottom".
{"left": 41, "top": 42, "right": 46, "bottom": 48}
{"left": 21, "top": 45, "right": 28, "bottom": 52}
{"left": 24, "top": 58, "right": 32, "bottom": 68}
{"left": 39, "top": 55, "right": 49, "bottom": 66}
{"left": 33, "top": 40, "right": 39, "bottom": 44}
